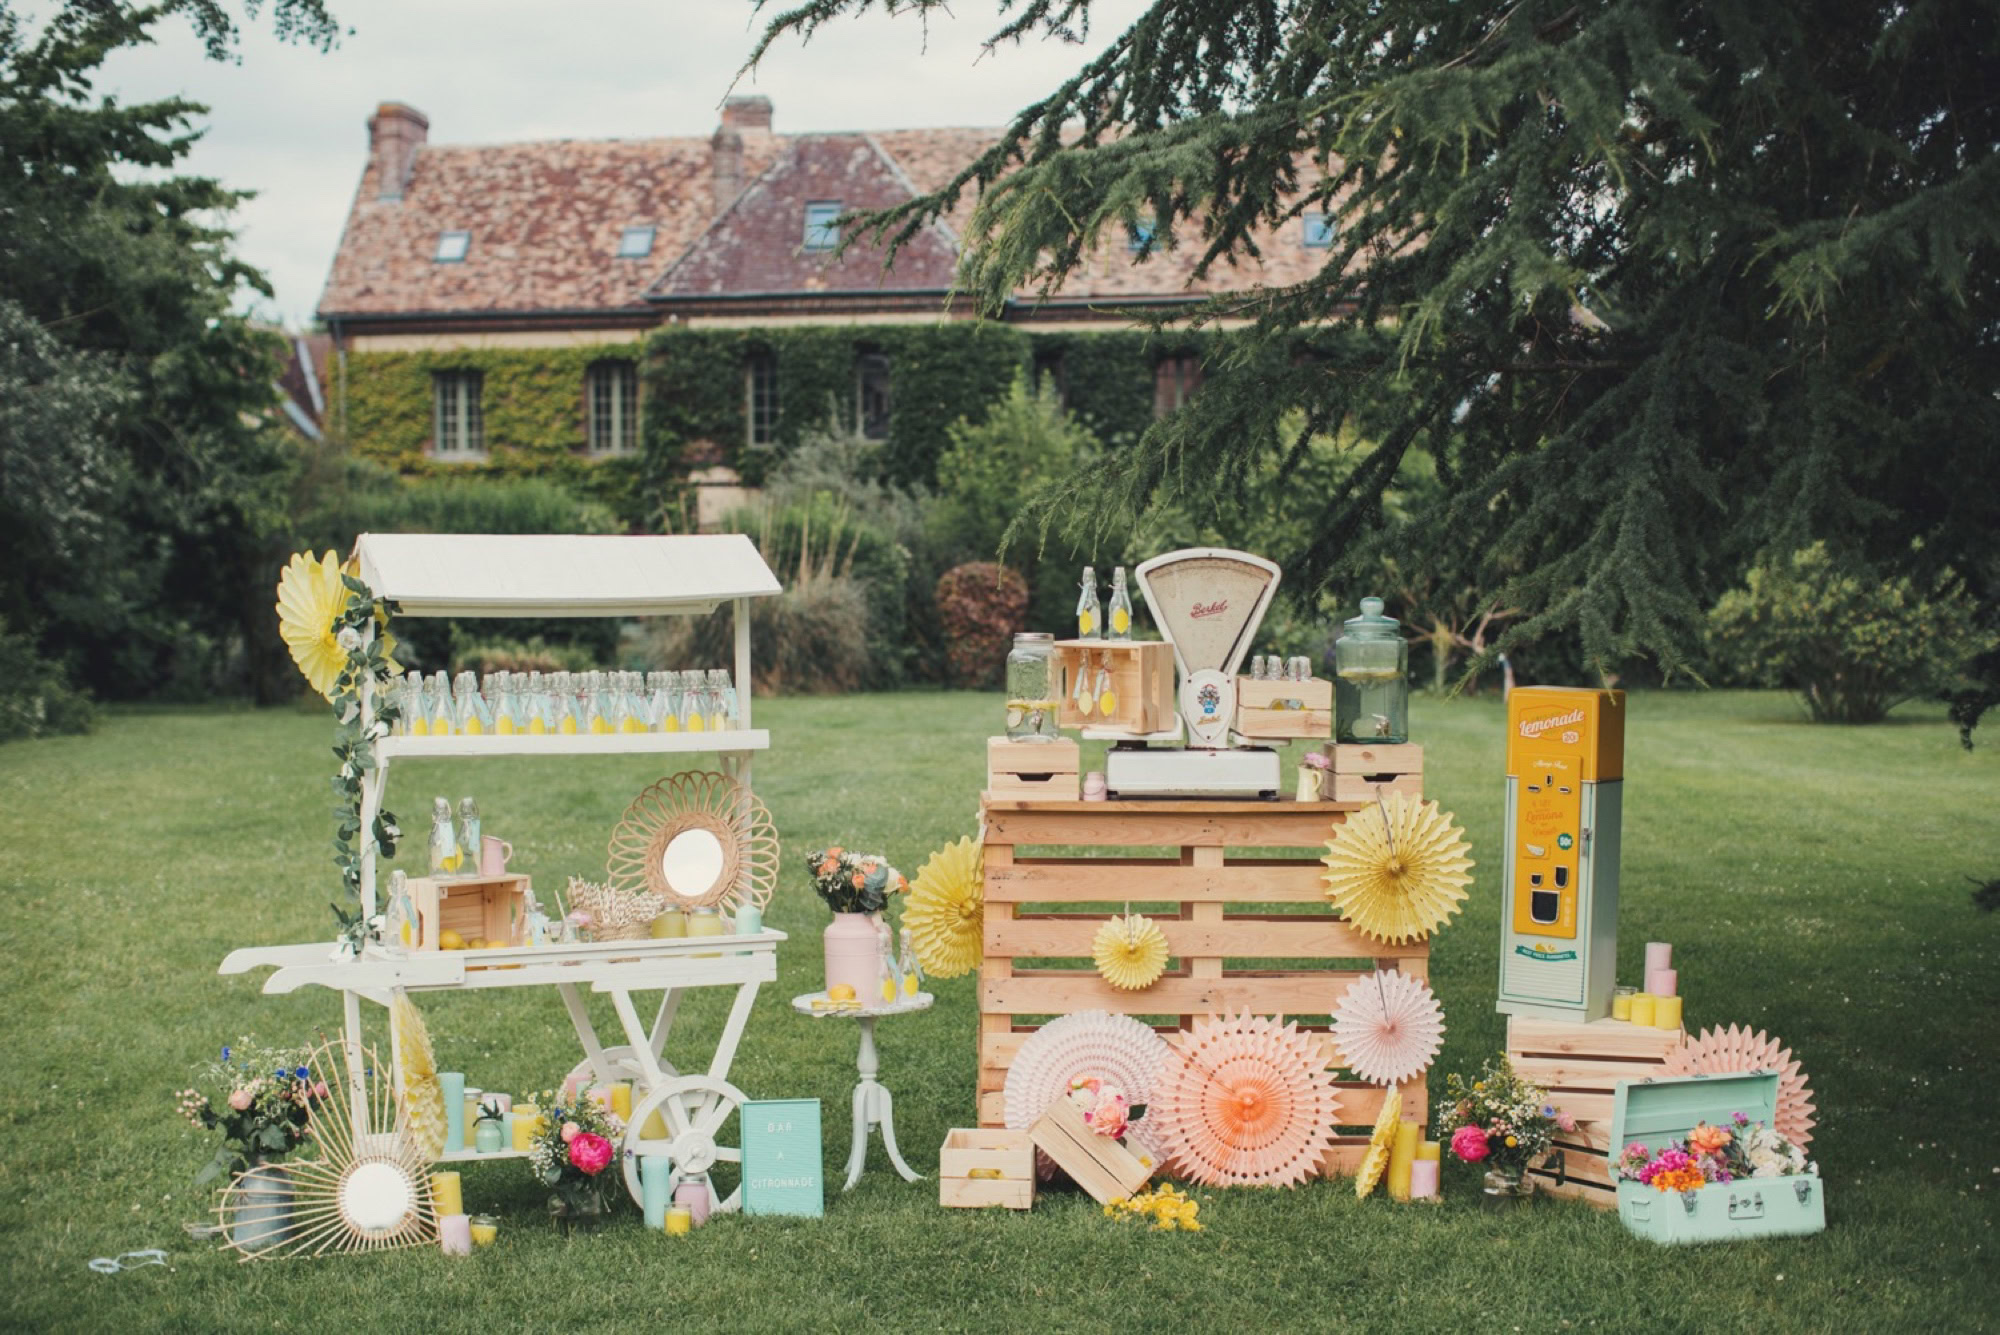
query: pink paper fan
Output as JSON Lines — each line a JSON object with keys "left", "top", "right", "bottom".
{"left": 1003, "top": 1011, "right": 1173, "bottom": 1174}
{"left": 1662, "top": 1024, "right": 1818, "bottom": 1149}
{"left": 1330, "top": 970, "right": 1445, "bottom": 1087}
{"left": 1151, "top": 1013, "right": 1341, "bottom": 1188}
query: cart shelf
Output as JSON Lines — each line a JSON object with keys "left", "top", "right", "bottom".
{"left": 374, "top": 730, "right": 769, "bottom": 761}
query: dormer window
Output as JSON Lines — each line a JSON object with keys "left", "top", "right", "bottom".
{"left": 803, "top": 201, "right": 841, "bottom": 252}
{"left": 1303, "top": 211, "right": 1335, "bottom": 248}
{"left": 617, "top": 225, "right": 656, "bottom": 259}
{"left": 433, "top": 230, "right": 470, "bottom": 263}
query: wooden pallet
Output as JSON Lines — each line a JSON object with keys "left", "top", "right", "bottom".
{"left": 1505, "top": 1015, "right": 1685, "bottom": 1208}
{"left": 979, "top": 793, "right": 1432, "bottom": 1178}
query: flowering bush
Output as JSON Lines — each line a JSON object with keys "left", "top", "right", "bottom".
{"left": 1435, "top": 1053, "right": 1571, "bottom": 1173}
{"left": 1614, "top": 1112, "right": 1812, "bottom": 1192}
{"left": 805, "top": 846, "right": 906, "bottom": 915}
{"left": 177, "top": 1039, "right": 327, "bottom": 1184}
{"left": 523, "top": 1086, "right": 623, "bottom": 1218}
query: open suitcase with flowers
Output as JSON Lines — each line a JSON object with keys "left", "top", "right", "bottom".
{"left": 1611, "top": 1070, "right": 1824, "bottom": 1245}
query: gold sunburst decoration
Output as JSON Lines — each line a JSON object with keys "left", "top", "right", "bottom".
{"left": 391, "top": 991, "right": 447, "bottom": 1161}
{"left": 1320, "top": 792, "right": 1474, "bottom": 944}
{"left": 1093, "top": 911, "right": 1169, "bottom": 991}
{"left": 904, "top": 836, "right": 983, "bottom": 979}
{"left": 1354, "top": 1085, "right": 1402, "bottom": 1198}
{"left": 275, "top": 550, "right": 350, "bottom": 699}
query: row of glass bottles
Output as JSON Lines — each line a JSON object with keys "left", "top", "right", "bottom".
{"left": 875, "top": 924, "right": 925, "bottom": 1004}
{"left": 1074, "top": 565, "right": 1135, "bottom": 640}
{"left": 389, "top": 669, "right": 741, "bottom": 737}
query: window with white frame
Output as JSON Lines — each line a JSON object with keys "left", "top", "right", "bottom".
{"left": 746, "top": 350, "right": 778, "bottom": 447}
{"left": 586, "top": 359, "right": 638, "bottom": 455}
{"left": 855, "top": 352, "right": 891, "bottom": 441}
{"left": 803, "top": 201, "right": 842, "bottom": 252}
{"left": 1303, "top": 211, "right": 1335, "bottom": 248}
{"left": 432, "top": 369, "right": 485, "bottom": 457}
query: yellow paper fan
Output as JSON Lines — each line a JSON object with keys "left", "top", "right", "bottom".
{"left": 275, "top": 550, "right": 351, "bottom": 699}
{"left": 1354, "top": 1086, "right": 1402, "bottom": 1198}
{"left": 391, "top": 991, "right": 447, "bottom": 1161}
{"left": 1321, "top": 792, "right": 1475, "bottom": 944}
{"left": 1093, "top": 912, "right": 1169, "bottom": 990}
{"left": 904, "top": 836, "right": 983, "bottom": 979}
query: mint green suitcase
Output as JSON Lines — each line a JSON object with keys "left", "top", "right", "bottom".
{"left": 1611, "top": 1070, "right": 1825, "bottom": 1245}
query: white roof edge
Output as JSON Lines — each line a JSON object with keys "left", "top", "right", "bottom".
{"left": 351, "top": 533, "right": 781, "bottom": 618}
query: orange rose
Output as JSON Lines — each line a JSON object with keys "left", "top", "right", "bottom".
{"left": 1688, "top": 1122, "right": 1732, "bottom": 1155}
{"left": 819, "top": 858, "right": 838, "bottom": 876}
{"left": 850, "top": 873, "right": 866, "bottom": 889}
{"left": 827, "top": 847, "right": 844, "bottom": 859}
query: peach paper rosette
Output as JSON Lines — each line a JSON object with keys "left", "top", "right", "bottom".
{"left": 1151, "top": 1012, "right": 1340, "bottom": 1189}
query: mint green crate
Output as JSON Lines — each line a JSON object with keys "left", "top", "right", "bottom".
{"left": 1611, "top": 1070, "right": 1825, "bottom": 1245}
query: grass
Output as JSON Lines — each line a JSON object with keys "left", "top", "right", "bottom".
{"left": 0, "top": 690, "right": 1994, "bottom": 1333}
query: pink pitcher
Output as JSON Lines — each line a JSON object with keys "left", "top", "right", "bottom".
{"left": 479, "top": 835, "right": 513, "bottom": 876}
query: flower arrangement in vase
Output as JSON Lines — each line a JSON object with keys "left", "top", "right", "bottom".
{"left": 805, "top": 846, "right": 906, "bottom": 1001}
{"left": 176, "top": 1039, "right": 328, "bottom": 1185}
{"left": 1435, "top": 1053, "right": 1572, "bottom": 1199}
{"left": 522, "top": 1086, "right": 622, "bottom": 1231}
{"left": 1614, "top": 1112, "right": 1813, "bottom": 1194}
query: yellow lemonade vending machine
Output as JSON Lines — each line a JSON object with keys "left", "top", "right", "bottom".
{"left": 1496, "top": 686, "right": 1626, "bottom": 1022}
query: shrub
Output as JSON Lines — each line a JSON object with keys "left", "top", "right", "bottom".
{"left": 451, "top": 637, "right": 597, "bottom": 675}
{"left": 935, "top": 563, "right": 1029, "bottom": 688}
{"left": 1707, "top": 542, "right": 1997, "bottom": 723}
{"left": 0, "top": 617, "right": 95, "bottom": 742}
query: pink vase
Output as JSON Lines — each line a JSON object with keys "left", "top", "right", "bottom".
{"left": 823, "top": 912, "right": 880, "bottom": 998}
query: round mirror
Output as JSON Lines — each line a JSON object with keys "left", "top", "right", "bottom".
{"left": 341, "top": 1160, "right": 415, "bottom": 1237}
{"left": 661, "top": 827, "right": 727, "bottom": 900}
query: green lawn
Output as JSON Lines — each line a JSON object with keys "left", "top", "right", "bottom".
{"left": 1, "top": 691, "right": 1994, "bottom": 1332}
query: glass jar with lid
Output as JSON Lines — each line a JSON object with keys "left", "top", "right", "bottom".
{"left": 1333, "top": 596, "right": 1409, "bottom": 743}
{"left": 1005, "top": 633, "right": 1059, "bottom": 741}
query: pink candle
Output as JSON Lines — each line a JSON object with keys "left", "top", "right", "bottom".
{"left": 675, "top": 1178, "right": 712, "bottom": 1226}
{"left": 1645, "top": 941, "right": 1672, "bottom": 973}
{"left": 1410, "top": 1159, "right": 1440, "bottom": 1200}
{"left": 1647, "top": 967, "right": 1678, "bottom": 997}
{"left": 438, "top": 1213, "right": 473, "bottom": 1256}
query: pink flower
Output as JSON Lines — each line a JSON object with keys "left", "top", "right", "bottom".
{"left": 567, "top": 1131, "right": 613, "bottom": 1176}
{"left": 560, "top": 1121, "right": 581, "bottom": 1143}
{"left": 1450, "top": 1125, "right": 1490, "bottom": 1163}
{"left": 312, "top": 1081, "right": 329, "bottom": 1100}
{"left": 1088, "top": 1092, "right": 1131, "bottom": 1140}
{"left": 1555, "top": 1109, "right": 1577, "bottom": 1133}
{"left": 228, "top": 1088, "right": 255, "bottom": 1111}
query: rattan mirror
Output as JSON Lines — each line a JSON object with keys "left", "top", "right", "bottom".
{"left": 606, "top": 770, "right": 778, "bottom": 913}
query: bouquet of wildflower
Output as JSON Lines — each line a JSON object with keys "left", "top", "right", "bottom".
{"left": 176, "top": 1039, "right": 328, "bottom": 1184}
{"left": 523, "top": 1086, "right": 622, "bottom": 1220}
{"left": 1436, "top": 1053, "right": 1572, "bottom": 1173}
{"left": 1105, "top": 1182, "right": 1203, "bottom": 1232}
{"left": 1614, "top": 1111, "right": 1812, "bottom": 1193}
{"left": 805, "top": 846, "right": 906, "bottom": 915}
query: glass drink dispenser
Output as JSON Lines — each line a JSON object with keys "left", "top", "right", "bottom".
{"left": 1334, "top": 597, "right": 1409, "bottom": 743}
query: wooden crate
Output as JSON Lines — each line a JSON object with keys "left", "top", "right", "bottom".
{"left": 1505, "top": 1015, "right": 1685, "bottom": 1208}
{"left": 1055, "top": 640, "right": 1174, "bottom": 734}
{"left": 408, "top": 874, "right": 532, "bottom": 951}
{"left": 1030, "top": 1094, "right": 1152, "bottom": 1205}
{"left": 987, "top": 736, "right": 1081, "bottom": 800}
{"left": 978, "top": 793, "right": 1432, "bottom": 1179}
{"left": 939, "top": 1127, "right": 1036, "bottom": 1209}
{"left": 1329, "top": 743, "right": 1424, "bottom": 803}
{"left": 1234, "top": 676, "right": 1333, "bottom": 740}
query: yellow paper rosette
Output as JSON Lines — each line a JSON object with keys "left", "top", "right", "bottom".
{"left": 903, "top": 836, "right": 983, "bottom": 979}
{"left": 1093, "top": 912, "right": 1169, "bottom": 991}
{"left": 391, "top": 991, "right": 447, "bottom": 1160}
{"left": 1320, "top": 793, "right": 1474, "bottom": 944}
{"left": 1354, "top": 1086, "right": 1402, "bottom": 1199}
{"left": 275, "top": 550, "right": 351, "bottom": 699}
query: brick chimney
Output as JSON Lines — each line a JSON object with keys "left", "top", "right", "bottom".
{"left": 367, "top": 102, "right": 429, "bottom": 202}
{"left": 711, "top": 96, "right": 772, "bottom": 213}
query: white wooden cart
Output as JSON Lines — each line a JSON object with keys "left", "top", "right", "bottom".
{"left": 220, "top": 534, "right": 786, "bottom": 1211}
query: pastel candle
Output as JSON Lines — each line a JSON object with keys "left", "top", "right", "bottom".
{"left": 1655, "top": 995, "right": 1684, "bottom": 1031}
{"left": 430, "top": 1170, "right": 463, "bottom": 1217}
{"left": 675, "top": 1178, "right": 712, "bottom": 1227}
{"left": 510, "top": 1105, "right": 540, "bottom": 1152}
{"left": 649, "top": 909, "right": 687, "bottom": 939}
{"left": 1647, "top": 967, "right": 1678, "bottom": 998}
{"left": 1388, "top": 1121, "right": 1420, "bottom": 1201}
{"left": 609, "top": 1082, "right": 633, "bottom": 1124}
{"left": 1629, "top": 993, "right": 1658, "bottom": 1027}
{"left": 1612, "top": 987, "right": 1635, "bottom": 1021}
{"left": 1416, "top": 1139, "right": 1441, "bottom": 1162}
{"left": 487, "top": 1093, "right": 512, "bottom": 1116}
{"left": 1410, "top": 1158, "right": 1441, "bottom": 1200}
{"left": 1645, "top": 941, "right": 1673, "bottom": 973}
{"left": 664, "top": 1205, "right": 692, "bottom": 1237}
{"left": 641, "top": 1107, "right": 669, "bottom": 1140}
{"left": 640, "top": 1156, "right": 672, "bottom": 1230}
{"left": 463, "top": 1089, "right": 483, "bottom": 1136}
{"left": 733, "top": 905, "right": 763, "bottom": 935}
{"left": 440, "top": 1072, "right": 466, "bottom": 1152}
{"left": 438, "top": 1212, "right": 472, "bottom": 1257}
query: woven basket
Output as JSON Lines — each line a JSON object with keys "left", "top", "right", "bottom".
{"left": 565, "top": 877, "right": 665, "bottom": 942}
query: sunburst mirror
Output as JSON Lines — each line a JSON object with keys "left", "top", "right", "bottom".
{"left": 606, "top": 770, "right": 778, "bottom": 913}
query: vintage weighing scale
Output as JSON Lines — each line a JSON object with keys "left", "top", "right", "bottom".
{"left": 1102, "top": 547, "right": 1285, "bottom": 799}
{"left": 1494, "top": 685, "right": 1626, "bottom": 1021}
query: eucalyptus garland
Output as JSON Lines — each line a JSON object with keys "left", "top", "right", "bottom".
{"left": 329, "top": 572, "right": 403, "bottom": 947}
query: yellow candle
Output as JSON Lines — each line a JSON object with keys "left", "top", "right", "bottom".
{"left": 610, "top": 1083, "right": 633, "bottom": 1123}
{"left": 1655, "top": 995, "right": 1684, "bottom": 1031}
{"left": 664, "top": 1206, "right": 692, "bottom": 1236}
{"left": 1416, "top": 1139, "right": 1441, "bottom": 1162}
{"left": 463, "top": 1092, "right": 483, "bottom": 1131}
{"left": 649, "top": 910, "right": 687, "bottom": 939}
{"left": 1388, "top": 1121, "right": 1420, "bottom": 1201}
{"left": 641, "top": 1107, "right": 669, "bottom": 1140}
{"left": 1612, "top": 988, "right": 1634, "bottom": 1021}
{"left": 468, "top": 1215, "right": 498, "bottom": 1247}
{"left": 511, "top": 1105, "right": 540, "bottom": 1152}
{"left": 430, "top": 1171, "right": 463, "bottom": 1217}
{"left": 1629, "top": 993, "right": 1657, "bottom": 1027}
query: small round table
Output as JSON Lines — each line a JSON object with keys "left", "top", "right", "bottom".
{"left": 792, "top": 991, "right": 933, "bottom": 1189}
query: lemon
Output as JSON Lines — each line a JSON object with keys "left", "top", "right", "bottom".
{"left": 467, "top": 937, "right": 488, "bottom": 950}
{"left": 827, "top": 983, "right": 857, "bottom": 1002}
{"left": 438, "top": 929, "right": 465, "bottom": 950}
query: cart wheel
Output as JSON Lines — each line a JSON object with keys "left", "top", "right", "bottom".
{"left": 620, "top": 1075, "right": 747, "bottom": 1212}
{"left": 562, "top": 1046, "right": 679, "bottom": 1098}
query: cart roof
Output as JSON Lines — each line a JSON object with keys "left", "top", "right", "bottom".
{"left": 351, "top": 533, "right": 781, "bottom": 617}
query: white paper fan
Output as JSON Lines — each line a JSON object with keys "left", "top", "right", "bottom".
{"left": 1003, "top": 1011, "right": 1173, "bottom": 1173}
{"left": 1330, "top": 970, "right": 1446, "bottom": 1087}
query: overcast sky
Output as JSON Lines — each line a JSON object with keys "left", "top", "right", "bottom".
{"left": 69, "top": 0, "right": 1147, "bottom": 326}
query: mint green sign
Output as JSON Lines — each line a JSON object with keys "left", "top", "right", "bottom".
{"left": 1514, "top": 945, "right": 1579, "bottom": 962}
{"left": 742, "top": 1099, "right": 823, "bottom": 1217}
{"left": 1557, "top": 832, "right": 1574, "bottom": 850}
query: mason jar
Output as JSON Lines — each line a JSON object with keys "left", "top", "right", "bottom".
{"left": 1005, "top": 633, "right": 1059, "bottom": 741}
{"left": 1333, "top": 597, "right": 1409, "bottom": 743}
